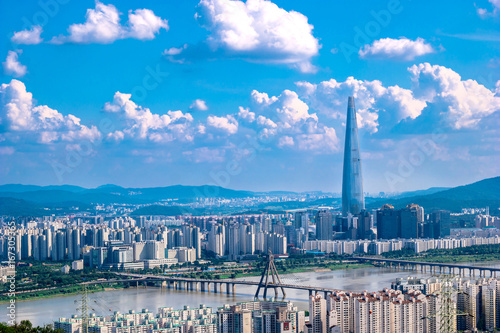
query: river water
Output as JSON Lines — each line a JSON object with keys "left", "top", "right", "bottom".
{"left": 5, "top": 262, "right": 500, "bottom": 326}
{"left": 0, "top": 266, "right": 425, "bottom": 326}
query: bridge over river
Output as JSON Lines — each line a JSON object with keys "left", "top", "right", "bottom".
{"left": 351, "top": 256, "right": 500, "bottom": 277}
{"left": 82, "top": 254, "right": 500, "bottom": 300}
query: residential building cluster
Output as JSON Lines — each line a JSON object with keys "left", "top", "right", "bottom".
{"left": 207, "top": 219, "right": 288, "bottom": 259}
{"left": 1, "top": 206, "right": 499, "bottom": 265}
{"left": 55, "top": 300, "right": 306, "bottom": 333}
{"left": 0, "top": 217, "right": 202, "bottom": 270}
{"left": 303, "top": 235, "right": 500, "bottom": 255}
{"left": 308, "top": 289, "right": 440, "bottom": 333}
{"left": 307, "top": 276, "right": 500, "bottom": 332}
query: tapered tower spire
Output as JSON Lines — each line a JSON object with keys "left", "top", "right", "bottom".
{"left": 342, "top": 96, "right": 364, "bottom": 216}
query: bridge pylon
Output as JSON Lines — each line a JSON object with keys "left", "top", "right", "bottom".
{"left": 254, "top": 250, "right": 286, "bottom": 300}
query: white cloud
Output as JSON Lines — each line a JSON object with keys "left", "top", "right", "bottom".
{"left": 0, "top": 79, "right": 100, "bottom": 144}
{"left": 296, "top": 77, "right": 426, "bottom": 133}
{"left": 163, "top": 45, "right": 188, "bottom": 56}
{"left": 237, "top": 106, "right": 255, "bottom": 122}
{"left": 195, "top": 0, "right": 320, "bottom": 72}
{"left": 127, "top": 9, "right": 169, "bottom": 40}
{"left": 3, "top": 50, "right": 27, "bottom": 78}
{"left": 206, "top": 115, "right": 238, "bottom": 134}
{"left": 295, "top": 63, "right": 499, "bottom": 133}
{"left": 11, "top": 26, "right": 43, "bottom": 45}
{"left": 278, "top": 135, "right": 294, "bottom": 148}
{"left": 51, "top": 1, "right": 168, "bottom": 44}
{"left": 359, "top": 37, "right": 434, "bottom": 61}
{"left": 103, "top": 92, "right": 195, "bottom": 142}
{"left": 408, "top": 63, "right": 500, "bottom": 129}
{"left": 190, "top": 99, "right": 209, "bottom": 111}
{"left": 477, "top": 0, "right": 500, "bottom": 18}
{"left": 239, "top": 89, "right": 339, "bottom": 152}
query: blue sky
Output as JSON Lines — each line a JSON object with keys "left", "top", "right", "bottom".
{"left": 0, "top": 0, "right": 499, "bottom": 193}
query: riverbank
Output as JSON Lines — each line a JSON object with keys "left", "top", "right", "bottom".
{"left": 9, "top": 266, "right": 438, "bottom": 327}
{"left": 210, "top": 262, "right": 375, "bottom": 279}
{"left": 382, "top": 244, "right": 500, "bottom": 264}
{"left": 1, "top": 262, "right": 374, "bottom": 303}
{"left": 0, "top": 284, "right": 126, "bottom": 304}
{"left": 11, "top": 252, "right": 500, "bottom": 304}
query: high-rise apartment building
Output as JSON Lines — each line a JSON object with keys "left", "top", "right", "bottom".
{"left": 309, "top": 294, "right": 327, "bottom": 333}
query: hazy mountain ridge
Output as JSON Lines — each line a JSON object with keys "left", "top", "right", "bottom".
{"left": 0, "top": 177, "right": 498, "bottom": 216}
{"left": 0, "top": 185, "right": 254, "bottom": 205}
{"left": 367, "top": 176, "right": 500, "bottom": 213}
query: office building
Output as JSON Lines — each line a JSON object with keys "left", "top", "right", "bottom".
{"left": 316, "top": 209, "right": 333, "bottom": 241}
{"left": 376, "top": 205, "right": 401, "bottom": 240}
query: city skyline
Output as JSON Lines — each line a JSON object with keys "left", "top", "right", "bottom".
{"left": 0, "top": 0, "right": 499, "bottom": 193}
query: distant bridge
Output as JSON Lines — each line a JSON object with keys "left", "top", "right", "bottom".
{"left": 83, "top": 255, "right": 500, "bottom": 300}
{"left": 112, "top": 271, "right": 339, "bottom": 299}
{"left": 352, "top": 256, "right": 500, "bottom": 277}
{"left": 89, "top": 253, "right": 343, "bottom": 299}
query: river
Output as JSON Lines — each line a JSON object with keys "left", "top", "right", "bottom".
{"left": 1, "top": 266, "right": 443, "bottom": 326}
{"left": 7, "top": 261, "right": 500, "bottom": 326}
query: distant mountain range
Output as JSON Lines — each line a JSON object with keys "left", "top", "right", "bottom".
{"left": 367, "top": 176, "right": 500, "bottom": 213}
{"left": 0, "top": 184, "right": 253, "bottom": 205}
{"left": 389, "top": 187, "right": 450, "bottom": 199}
{"left": 0, "top": 176, "right": 498, "bottom": 216}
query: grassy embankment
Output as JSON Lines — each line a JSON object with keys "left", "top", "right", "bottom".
{"left": 382, "top": 244, "right": 500, "bottom": 265}
{"left": 0, "top": 262, "right": 122, "bottom": 303}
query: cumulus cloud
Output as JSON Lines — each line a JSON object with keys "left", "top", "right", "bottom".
{"left": 192, "top": 0, "right": 320, "bottom": 72}
{"left": 477, "top": 0, "right": 500, "bottom": 18}
{"left": 103, "top": 92, "right": 195, "bottom": 142}
{"left": 237, "top": 89, "right": 339, "bottom": 152}
{"left": 51, "top": 1, "right": 168, "bottom": 44}
{"left": 127, "top": 9, "right": 169, "bottom": 40}
{"left": 296, "top": 77, "right": 426, "bottom": 133}
{"left": 206, "top": 115, "right": 238, "bottom": 134}
{"left": 11, "top": 26, "right": 43, "bottom": 45}
{"left": 3, "top": 50, "right": 27, "bottom": 78}
{"left": 295, "top": 63, "right": 499, "bottom": 133}
{"left": 408, "top": 63, "right": 500, "bottom": 129}
{"left": 190, "top": 99, "right": 209, "bottom": 111}
{"left": 0, "top": 80, "right": 100, "bottom": 144}
{"left": 359, "top": 37, "right": 434, "bottom": 61}
{"left": 237, "top": 106, "right": 255, "bottom": 122}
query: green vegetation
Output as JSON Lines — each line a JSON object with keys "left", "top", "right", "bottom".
{"left": 131, "top": 205, "right": 192, "bottom": 216}
{"left": 0, "top": 262, "right": 118, "bottom": 303}
{"left": 382, "top": 244, "right": 500, "bottom": 263}
{"left": 0, "top": 320, "right": 61, "bottom": 333}
{"left": 0, "top": 197, "right": 45, "bottom": 216}
{"left": 3, "top": 284, "right": 123, "bottom": 303}
{"left": 174, "top": 255, "right": 374, "bottom": 280}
